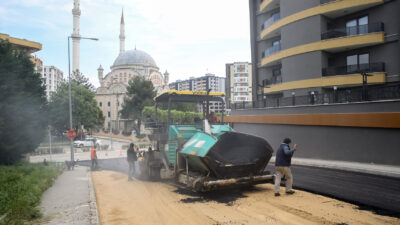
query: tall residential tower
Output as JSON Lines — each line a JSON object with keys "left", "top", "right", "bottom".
{"left": 249, "top": 0, "right": 399, "bottom": 104}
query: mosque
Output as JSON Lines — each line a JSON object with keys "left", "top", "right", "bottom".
{"left": 95, "top": 11, "right": 169, "bottom": 132}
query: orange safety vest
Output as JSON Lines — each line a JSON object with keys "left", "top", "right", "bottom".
{"left": 91, "top": 148, "right": 97, "bottom": 159}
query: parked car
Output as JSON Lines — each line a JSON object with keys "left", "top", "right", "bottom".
{"left": 74, "top": 137, "right": 101, "bottom": 148}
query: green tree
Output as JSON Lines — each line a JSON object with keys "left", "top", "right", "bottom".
{"left": 0, "top": 40, "right": 48, "bottom": 164}
{"left": 48, "top": 82, "right": 104, "bottom": 135}
{"left": 120, "top": 76, "right": 156, "bottom": 135}
{"left": 158, "top": 102, "right": 198, "bottom": 112}
{"left": 73, "top": 70, "right": 95, "bottom": 91}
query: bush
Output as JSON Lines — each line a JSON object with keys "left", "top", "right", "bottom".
{"left": 0, "top": 163, "right": 62, "bottom": 224}
{"left": 121, "top": 130, "right": 132, "bottom": 136}
{"left": 142, "top": 106, "right": 203, "bottom": 125}
{"left": 136, "top": 134, "right": 147, "bottom": 139}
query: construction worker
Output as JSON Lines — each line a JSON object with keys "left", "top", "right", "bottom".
{"left": 91, "top": 146, "right": 98, "bottom": 170}
{"left": 274, "top": 138, "right": 297, "bottom": 196}
{"left": 127, "top": 143, "right": 138, "bottom": 181}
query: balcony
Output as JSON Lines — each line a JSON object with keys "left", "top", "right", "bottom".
{"left": 264, "top": 75, "right": 282, "bottom": 86}
{"left": 261, "top": 32, "right": 384, "bottom": 67}
{"left": 322, "top": 62, "right": 385, "bottom": 77}
{"left": 261, "top": 12, "right": 280, "bottom": 30}
{"left": 259, "top": 0, "right": 384, "bottom": 41}
{"left": 263, "top": 43, "right": 281, "bottom": 58}
{"left": 259, "top": 0, "right": 280, "bottom": 14}
{"left": 321, "top": 22, "right": 384, "bottom": 40}
{"left": 320, "top": 0, "right": 337, "bottom": 4}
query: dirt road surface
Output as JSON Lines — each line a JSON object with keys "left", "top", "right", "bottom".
{"left": 92, "top": 171, "right": 399, "bottom": 225}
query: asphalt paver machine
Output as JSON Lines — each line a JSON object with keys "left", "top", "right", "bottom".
{"left": 140, "top": 91, "right": 274, "bottom": 191}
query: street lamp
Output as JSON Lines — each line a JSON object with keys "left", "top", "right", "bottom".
{"left": 67, "top": 36, "right": 98, "bottom": 163}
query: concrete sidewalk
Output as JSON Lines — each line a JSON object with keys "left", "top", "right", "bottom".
{"left": 40, "top": 166, "right": 100, "bottom": 225}
{"left": 270, "top": 157, "right": 400, "bottom": 178}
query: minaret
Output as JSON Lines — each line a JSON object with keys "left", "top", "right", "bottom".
{"left": 164, "top": 70, "right": 169, "bottom": 85}
{"left": 97, "top": 65, "right": 104, "bottom": 87}
{"left": 72, "top": 0, "right": 81, "bottom": 77}
{"left": 119, "top": 10, "right": 125, "bottom": 54}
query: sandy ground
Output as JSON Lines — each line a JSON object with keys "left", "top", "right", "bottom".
{"left": 92, "top": 171, "right": 399, "bottom": 225}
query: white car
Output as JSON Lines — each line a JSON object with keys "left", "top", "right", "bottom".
{"left": 74, "top": 138, "right": 101, "bottom": 148}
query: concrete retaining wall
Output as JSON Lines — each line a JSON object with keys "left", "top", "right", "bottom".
{"left": 231, "top": 100, "right": 400, "bottom": 166}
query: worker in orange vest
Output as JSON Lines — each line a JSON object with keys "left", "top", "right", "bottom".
{"left": 91, "top": 147, "right": 98, "bottom": 170}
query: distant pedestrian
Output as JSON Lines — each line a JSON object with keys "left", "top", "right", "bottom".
{"left": 43, "top": 158, "right": 48, "bottom": 166}
{"left": 91, "top": 147, "right": 98, "bottom": 170}
{"left": 274, "top": 138, "right": 297, "bottom": 196}
{"left": 127, "top": 143, "right": 138, "bottom": 181}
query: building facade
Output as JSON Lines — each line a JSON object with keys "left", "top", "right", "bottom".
{"left": 95, "top": 12, "right": 169, "bottom": 131}
{"left": 249, "top": 0, "right": 400, "bottom": 104}
{"left": 42, "top": 66, "right": 64, "bottom": 100}
{"left": 169, "top": 74, "right": 226, "bottom": 113}
{"left": 226, "top": 62, "right": 253, "bottom": 108}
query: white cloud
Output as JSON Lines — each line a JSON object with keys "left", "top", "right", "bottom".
{"left": 3, "top": 0, "right": 251, "bottom": 86}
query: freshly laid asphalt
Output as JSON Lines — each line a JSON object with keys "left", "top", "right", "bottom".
{"left": 78, "top": 158, "right": 400, "bottom": 216}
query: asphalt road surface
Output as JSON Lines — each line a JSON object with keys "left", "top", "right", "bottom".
{"left": 78, "top": 158, "right": 400, "bottom": 216}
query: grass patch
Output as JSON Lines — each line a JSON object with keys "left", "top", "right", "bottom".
{"left": 0, "top": 163, "right": 63, "bottom": 225}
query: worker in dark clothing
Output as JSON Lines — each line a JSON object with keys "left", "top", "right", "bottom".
{"left": 127, "top": 143, "right": 138, "bottom": 181}
{"left": 274, "top": 138, "right": 297, "bottom": 196}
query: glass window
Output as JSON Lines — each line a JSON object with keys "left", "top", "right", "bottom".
{"left": 99, "top": 102, "right": 102, "bottom": 107}
{"left": 107, "top": 101, "right": 110, "bottom": 107}
{"left": 108, "top": 112, "right": 110, "bottom": 117}
{"left": 346, "top": 19, "right": 357, "bottom": 35}
{"left": 358, "top": 16, "right": 368, "bottom": 34}
{"left": 359, "top": 53, "right": 369, "bottom": 65}
{"left": 346, "top": 55, "right": 358, "bottom": 73}
{"left": 346, "top": 55, "right": 357, "bottom": 65}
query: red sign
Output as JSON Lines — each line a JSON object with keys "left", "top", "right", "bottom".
{"left": 67, "top": 130, "right": 76, "bottom": 139}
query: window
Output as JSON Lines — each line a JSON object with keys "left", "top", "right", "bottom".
{"left": 346, "top": 53, "right": 369, "bottom": 73}
{"left": 108, "top": 112, "right": 111, "bottom": 117}
{"left": 108, "top": 101, "right": 110, "bottom": 107}
{"left": 346, "top": 16, "right": 368, "bottom": 36}
{"left": 272, "top": 67, "right": 281, "bottom": 76}
{"left": 99, "top": 102, "right": 102, "bottom": 107}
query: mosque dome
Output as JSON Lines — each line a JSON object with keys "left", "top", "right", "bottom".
{"left": 112, "top": 49, "right": 157, "bottom": 68}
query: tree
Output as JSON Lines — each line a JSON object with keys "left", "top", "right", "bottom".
{"left": 48, "top": 82, "right": 104, "bottom": 135}
{"left": 158, "top": 102, "right": 198, "bottom": 112}
{"left": 0, "top": 40, "right": 48, "bottom": 164}
{"left": 120, "top": 76, "right": 156, "bottom": 135}
{"left": 73, "top": 70, "right": 95, "bottom": 91}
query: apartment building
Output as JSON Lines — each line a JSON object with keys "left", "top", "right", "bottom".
{"left": 43, "top": 66, "right": 64, "bottom": 100}
{"left": 168, "top": 74, "right": 226, "bottom": 113}
{"left": 226, "top": 62, "right": 253, "bottom": 108}
{"left": 249, "top": 0, "right": 400, "bottom": 104}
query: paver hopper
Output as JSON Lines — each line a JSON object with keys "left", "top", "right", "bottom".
{"left": 142, "top": 91, "right": 274, "bottom": 191}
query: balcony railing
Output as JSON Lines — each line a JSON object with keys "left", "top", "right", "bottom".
{"left": 321, "top": 22, "right": 384, "bottom": 40}
{"left": 320, "top": 0, "right": 338, "bottom": 4}
{"left": 263, "top": 43, "right": 281, "bottom": 58}
{"left": 261, "top": 12, "right": 280, "bottom": 30}
{"left": 322, "top": 62, "right": 385, "bottom": 76}
{"left": 231, "top": 83, "right": 400, "bottom": 109}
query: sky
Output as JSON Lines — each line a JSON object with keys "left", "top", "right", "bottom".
{"left": 0, "top": 0, "right": 251, "bottom": 87}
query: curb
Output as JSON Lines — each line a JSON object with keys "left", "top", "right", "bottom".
{"left": 88, "top": 170, "right": 101, "bottom": 225}
{"left": 269, "top": 158, "right": 400, "bottom": 178}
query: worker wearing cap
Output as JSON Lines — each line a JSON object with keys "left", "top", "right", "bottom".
{"left": 91, "top": 147, "right": 98, "bottom": 170}
{"left": 274, "top": 138, "right": 297, "bottom": 196}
